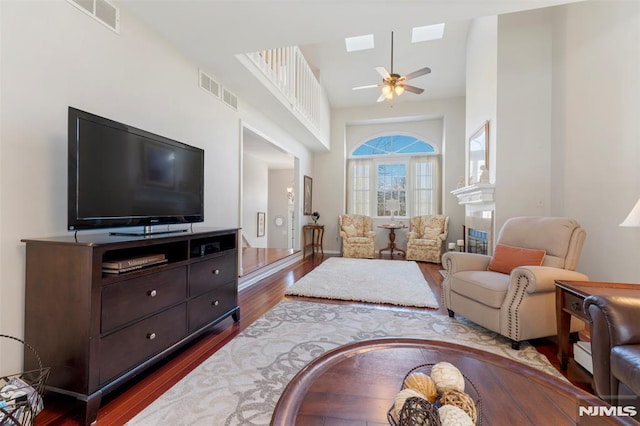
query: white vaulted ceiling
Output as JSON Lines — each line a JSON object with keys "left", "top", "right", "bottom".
{"left": 119, "top": 0, "right": 580, "bottom": 110}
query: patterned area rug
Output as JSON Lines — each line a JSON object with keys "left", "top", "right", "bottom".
{"left": 285, "top": 257, "right": 439, "bottom": 308}
{"left": 128, "top": 300, "right": 563, "bottom": 426}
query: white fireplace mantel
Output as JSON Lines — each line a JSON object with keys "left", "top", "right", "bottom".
{"left": 451, "top": 183, "right": 495, "bottom": 205}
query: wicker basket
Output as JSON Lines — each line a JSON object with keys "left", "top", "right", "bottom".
{"left": 387, "top": 363, "right": 482, "bottom": 425}
{"left": 0, "top": 335, "right": 50, "bottom": 426}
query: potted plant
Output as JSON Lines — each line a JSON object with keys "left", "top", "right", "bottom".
{"left": 311, "top": 211, "right": 320, "bottom": 224}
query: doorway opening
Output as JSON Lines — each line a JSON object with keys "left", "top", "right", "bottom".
{"left": 240, "top": 126, "right": 300, "bottom": 277}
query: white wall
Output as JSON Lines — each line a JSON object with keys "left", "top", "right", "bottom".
{"left": 496, "top": 8, "right": 554, "bottom": 226}
{"left": 469, "top": 1, "right": 640, "bottom": 282}
{"left": 268, "top": 169, "right": 294, "bottom": 248}
{"left": 549, "top": 1, "right": 640, "bottom": 281}
{"left": 243, "top": 155, "right": 269, "bottom": 247}
{"left": 316, "top": 98, "right": 466, "bottom": 254}
{"left": 466, "top": 16, "right": 498, "bottom": 185}
{"left": 0, "top": 0, "right": 313, "bottom": 372}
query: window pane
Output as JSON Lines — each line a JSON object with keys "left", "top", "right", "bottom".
{"left": 413, "top": 160, "right": 434, "bottom": 215}
{"left": 376, "top": 163, "right": 406, "bottom": 216}
{"left": 350, "top": 162, "right": 370, "bottom": 215}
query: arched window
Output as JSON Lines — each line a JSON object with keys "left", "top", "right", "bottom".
{"left": 348, "top": 135, "right": 440, "bottom": 218}
{"left": 352, "top": 135, "right": 435, "bottom": 156}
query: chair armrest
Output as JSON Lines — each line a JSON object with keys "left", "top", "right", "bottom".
{"left": 584, "top": 295, "right": 640, "bottom": 346}
{"left": 406, "top": 231, "right": 417, "bottom": 240}
{"left": 442, "top": 252, "right": 491, "bottom": 274}
{"left": 510, "top": 266, "right": 588, "bottom": 294}
{"left": 584, "top": 295, "right": 640, "bottom": 402}
{"left": 365, "top": 230, "right": 376, "bottom": 238}
{"left": 438, "top": 232, "right": 447, "bottom": 242}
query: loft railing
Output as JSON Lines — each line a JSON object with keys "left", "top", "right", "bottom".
{"left": 245, "top": 46, "right": 321, "bottom": 131}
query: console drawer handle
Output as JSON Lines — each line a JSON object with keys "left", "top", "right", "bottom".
{"left": 212, "top": 300, "right": 219, "bottom": 307}
{"left": 147, "top": 332, "right": 156, "bottom": 340}
{"left": 212, "top": 269, "right": 220, "bottom": 275}
{"left": 571, "top": 301, "right": 581, "bottom": 311}
{"left": 148, "top": 289, "right": 157, "bottom": 297}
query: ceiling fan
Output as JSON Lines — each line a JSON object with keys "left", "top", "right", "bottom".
{"left": 353, "top": 31, "right": 431, "bottom": 102}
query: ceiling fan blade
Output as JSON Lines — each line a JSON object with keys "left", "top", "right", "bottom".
{"left": 401, "top": 67, "right": 431, "bottom": 81}
{"left": 376, "top": 67, "right": 390, "bottom": 79}
{"left": 402, "top": 84, "right": 424, "bottom": 94}
{"left": 352, "top": 84, "right": 380, "bottom": 91}
{"left": 377, "top": 93, "right": 387, "bottom": 103}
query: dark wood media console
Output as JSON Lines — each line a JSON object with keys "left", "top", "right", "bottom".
{"left": 22, "top": 228, "right": 240, "bottom": 425}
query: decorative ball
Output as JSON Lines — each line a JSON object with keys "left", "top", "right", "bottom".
{"left": 440, "top": 389, "right": 477, "bottom": 424}
{"left": 394, "top": 388, "right": 427, "bottom": 417}
{"left": 438, "top": 404, "right": 474, "bottom": 426}
{"left": 404, "top": 372, "right": 438, "bottom": 403}
{"left": 398, "top": 396, "right": 439, "bottom": 426}
{"left": 430, "top": 362, "right": 465, "bottom": 393}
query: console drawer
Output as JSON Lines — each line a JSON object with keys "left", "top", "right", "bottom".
{"left": 188, "top": 282, "right": 236, "bottom": 332}
{"left": 101, "top": 267, "right": 187, "bottom": 333}
{"left": 189, "top": 252, "right": 236, "bottom": 297}
{"left": 99, "top": 303, "right": 187, "bottom": 385}
{"left": 562, "top": 291, "right": 587, "bottom": 322}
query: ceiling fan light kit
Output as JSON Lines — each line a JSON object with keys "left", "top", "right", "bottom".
{"left": 353, "top": 31, "right": 431, "bottom": 102}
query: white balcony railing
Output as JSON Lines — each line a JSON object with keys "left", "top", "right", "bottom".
{"left": 246, "top": 46, "right": 321, "bottom": 131}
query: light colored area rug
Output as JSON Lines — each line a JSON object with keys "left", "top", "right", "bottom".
{"left": 284, "top": 257, "right": 439, "bottom": 308}
{"left": 128, "top": 299, "right": 564, "bottom": 426}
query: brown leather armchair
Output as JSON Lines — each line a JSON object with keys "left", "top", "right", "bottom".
{"left": 584, "top": 295, "right": 640, "bottom": 406}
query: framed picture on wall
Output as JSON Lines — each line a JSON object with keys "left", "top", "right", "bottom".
{"left": 257, "top": 212, "right": 266, "bottom": 237}
{"left": 303, "top": 175, "right": 313, "bottom": 215}
{"left": 468, "top": 121, "right": 490, "bottom": 185}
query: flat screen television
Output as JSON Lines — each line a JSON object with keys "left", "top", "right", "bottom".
{"left": 68, "top": 107, "right": 204, "bottom": 234}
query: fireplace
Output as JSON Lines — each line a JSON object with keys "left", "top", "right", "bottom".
{"left": 452, "top": 183, "right": 495, "bottom": 254}
{"left": 467, "top": 228, "right": 489, "bottom": 254}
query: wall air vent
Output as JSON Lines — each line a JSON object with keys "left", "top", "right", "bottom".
{"left": 223, "top": 88, "right": 238, "bottom": 110}
{"left": 199, "top": 70, "right": 220, "bottom": 98}
{"left": 68, "top": 0, "right": 119, "bottom": 33}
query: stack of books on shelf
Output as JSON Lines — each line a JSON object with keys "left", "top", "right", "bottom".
{"left": 102, "top": 254, "right": 167, "bottom": 274}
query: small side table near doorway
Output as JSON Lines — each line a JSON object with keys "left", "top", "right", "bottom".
{"left": 303, "top": 224, "right": 324, "bottom": 258}
{"left": 378, "top": 224, "right": 407, "bottom": 259}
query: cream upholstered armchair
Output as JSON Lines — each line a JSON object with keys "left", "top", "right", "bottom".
{"left": 442, "top": 216, "right": 588, "bottom": 349}
{"left": 338, "top": 214, "right": 376, "bottom": 258}
{"left": 406, "top": 215, "right": 449, "bottom": 263}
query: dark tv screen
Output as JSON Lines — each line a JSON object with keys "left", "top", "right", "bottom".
{"left": 68, "top": 107, "right": 204, "bottom": 231}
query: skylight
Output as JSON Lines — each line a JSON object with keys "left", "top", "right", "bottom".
{"left": 345, "top": 34, "right": 375, "bottom": 52}
{"left": 412, "top": 24, "right": 445, "bottom": 43}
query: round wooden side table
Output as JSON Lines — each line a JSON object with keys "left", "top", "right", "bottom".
{"left": 378, "top": 224, "right": 407, "bottom": 258}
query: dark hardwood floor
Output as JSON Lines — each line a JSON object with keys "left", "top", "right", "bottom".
{"left": 240, "top": 247, "right": 298, "bottom": 276}
{"left": 35, "top": 254, "right": 594, "bottom": 425}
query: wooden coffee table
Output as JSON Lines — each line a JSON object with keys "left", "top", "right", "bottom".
{"left": 271, "top": 338, "right": 632, "bottom": 425}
